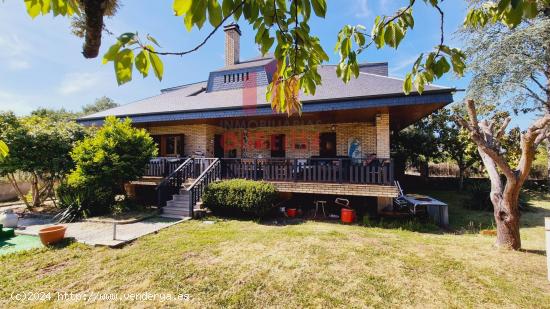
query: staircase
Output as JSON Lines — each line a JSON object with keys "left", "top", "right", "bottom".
{"left": 157, "top": 158, "right": 221, "bottom": 219}
{"left": 160, "top": 181, "right": 194, "bottom": 219}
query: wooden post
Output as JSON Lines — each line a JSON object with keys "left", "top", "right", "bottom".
{"left": 546, "top": 217, "right": 550, "bottom": 282}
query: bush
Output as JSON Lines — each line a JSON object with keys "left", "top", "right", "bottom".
{"left": 56, "top": 116, "right": 157, "bottom": 219}
{"left": 55, "top": 182, "right": 114, "bottom": 222}
{"left": 202, "top": 179, "right": 278, "bottom": 218}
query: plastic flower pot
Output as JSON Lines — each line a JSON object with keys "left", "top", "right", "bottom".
{"left": 341, "top": 208, "right": 356, "bottom": 224}
{"left": 286, "top": 208, "right": 297, "bottom": 218}
{"left": 38, "top": 225, "right": 67, "bottom": 246}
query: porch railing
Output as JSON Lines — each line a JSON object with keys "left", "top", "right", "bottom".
{"left": 145, "top": 157, "right": 187, "bottom": 177}
{"left": 221, "top": 158, "right": 394, "bottom": 185}
{"left": 188, "top": 159, "right": 221, "bottom": 215}
{"left": 155, "top": 157, "right": 218, "bottom": 207}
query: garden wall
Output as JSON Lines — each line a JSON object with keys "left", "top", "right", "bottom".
{"left": 0, "top": 182, "right": 30, "bottom": 202}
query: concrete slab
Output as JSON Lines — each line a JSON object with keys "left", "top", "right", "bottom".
{"left": 16, "top": 216, "right": 189, "bottom": 247}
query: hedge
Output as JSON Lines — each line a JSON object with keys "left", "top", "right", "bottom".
{"left": 202, "top": 179, "right": 277, "bottom": 218}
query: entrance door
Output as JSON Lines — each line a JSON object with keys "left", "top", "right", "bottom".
{"left": 270, "top": 134, "right": 286, "bottom": 158}
{"left": 214, "top": 134, "right": 224, "bottom": 158}
{"left": 319, "top": 132, "right": 337, "bottom": 158}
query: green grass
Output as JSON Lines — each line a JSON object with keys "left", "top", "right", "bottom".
{"left": 0, "top": 191, "right": 549, "bottom": 308}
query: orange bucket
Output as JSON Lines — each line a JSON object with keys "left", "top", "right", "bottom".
{"left": 38, "top": 225, "right": 67, "bottom": 245}
{"left": 341, "top": 208, "right": 356, "bottom": 223}
{"left": 286, "top": 208, "right": 297, "bottom": 218}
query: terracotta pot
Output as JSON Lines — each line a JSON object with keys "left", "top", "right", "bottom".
{"left": 38, "top": 225, "right": 67, "bottom": 245}
{"left": 341, "top": 209, "right": 356, "bottom": 224}
{"left": 286, "top": 208, "right": 297, "bottom": 218}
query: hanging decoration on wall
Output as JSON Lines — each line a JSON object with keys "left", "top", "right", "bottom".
{"left": 348, "top": 137, "right": 362, "bottom": 162}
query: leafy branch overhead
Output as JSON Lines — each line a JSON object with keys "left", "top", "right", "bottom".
{"left": 20, "top": 0, "right": 550, "bottom": 115}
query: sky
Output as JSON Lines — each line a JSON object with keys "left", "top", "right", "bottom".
{"left": 0, "top": 0, "right": 534, "bottom": 128}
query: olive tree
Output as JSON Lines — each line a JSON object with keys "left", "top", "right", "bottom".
{"left": 0, "top": 112, "right": 86, "bottom": 208}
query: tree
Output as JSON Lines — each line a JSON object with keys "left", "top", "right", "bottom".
{"left": 434, "top": 108, "right": 480, "bottom": 191}
{"left": 392, "top": 115, "right": 442, "bottom": 178}
{"left": 67, "top": 116, "right": 157, "bottom": 197}
{"left": 453, "top": 4, "right": 550, "bottom": 249}
{"left": 0, "top": 112, "right": 86, "bottom": 208}
{"left": 81, "top": 96, "right": 119, "bottom": 116}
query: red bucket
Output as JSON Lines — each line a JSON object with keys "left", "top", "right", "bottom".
{"left": 286, "top": 208, "right": 297, "bottom": 218}
{"left": 341, "top": 208, "right": 356, "bottom": 223}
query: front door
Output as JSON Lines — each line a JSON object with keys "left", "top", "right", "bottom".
{"left": 214, "top": 134, "right": 224, "bottom": 158}
{"left": 319, "top": 132, "right": 337, "bottom": 158}
{"left": 270, "top": 134, "right": 286, "bottom": 158}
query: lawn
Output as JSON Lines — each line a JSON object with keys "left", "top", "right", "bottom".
{"left": 1, "top": 191, "right": 549, "bottom": 308}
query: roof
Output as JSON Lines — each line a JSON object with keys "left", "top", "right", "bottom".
{"left": 80, "top": 63, "right": 454, "bottom": 121}
{"left": 211, "top": 55, "right": 275, "bottom": 72}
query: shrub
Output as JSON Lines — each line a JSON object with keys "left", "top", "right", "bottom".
{"left": 57, "top": 116, "right": 157, "bottom": 218}
{"left": 55, "top": 182, "right": 114, "bottom": 222}
{"left": 202, "top": 179, "right": 278, "bottom": 218}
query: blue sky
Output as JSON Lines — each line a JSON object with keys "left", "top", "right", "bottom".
{"left": 0, "top": 0, "right": 531, "bottom": 128}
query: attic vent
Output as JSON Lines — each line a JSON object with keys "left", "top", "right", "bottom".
{"left": 223, "top": 72, "right": 251, "bottom": 84}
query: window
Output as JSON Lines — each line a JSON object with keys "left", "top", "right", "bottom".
{"left": 165, "top": 135, "right": 183, "bottom": 156}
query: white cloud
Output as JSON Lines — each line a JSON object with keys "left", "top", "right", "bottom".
{"left": 390, "top": 56, "right": 418, "bottom": 76}
{"left": 58, "top": 72, "right": 104, "bottom": 95}
{"left": 354, "top": 0, "right": 371, "bottom": 18}
{"left": 0, "top": 89, "right": 35, "bottom": 115}
{"left": 0, "top": 34, "right": 32, "bottom": 71}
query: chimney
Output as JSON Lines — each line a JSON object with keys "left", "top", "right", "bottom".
{"left": 224, "top": 23, "right": 241, "bottom": 66}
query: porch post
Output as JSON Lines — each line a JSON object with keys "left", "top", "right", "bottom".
{"left": 376, "top": 112, "right": 390, "bottom": 159}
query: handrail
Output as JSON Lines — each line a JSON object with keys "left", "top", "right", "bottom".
{"left": 187, "top": 158, "right": 220, "bottom": 189}
{"left": 156, "top": 157, "right": 193, "bottom": 190}
{"left": 187, "top": 158, "right": 221, "bottom": 215}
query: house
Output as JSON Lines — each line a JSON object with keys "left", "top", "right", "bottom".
{"left": 79, "top": 24, "right": 456, "bottom": 219}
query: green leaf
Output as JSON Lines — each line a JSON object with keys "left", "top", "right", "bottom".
{"left": 173, "top": 0, "right": 192, "bottom": 15}
{"left": 25, "top": 0, "right": 42, "bottom": 18}
{"left": 103, "top": 42, "right": 122, "bottom": 64}
{"left": 184, "top": 12, "right": 194, "bottom": 31}
{"left": 403, "top": 72, "right": 413, "bottom": 95}
{"left": 135, "top": 50, "right": 150, "bottom": 78}
{"left": 114, "top": 49, "right": 134, "bottom": 85}
{"left": 311, "top": 0, "right": 327, "bottom": 17}
{"left": 222, "top": 0, "right": 235, "bottom": 18}
{"left": 208, "top": 0, "right": 223, "bottom": 27}
{"left": 147, "top": 34, "right": 162, "bottom": 48}
{"left": 148, "top": 46, "right": 164, "bottom": 81}
{"left": 0, "top": 140, "right": 9, "bottom": 159}
{"left": 432, "top": 57, "right": 450, "bottom": 77}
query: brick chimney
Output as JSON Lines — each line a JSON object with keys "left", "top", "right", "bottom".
{"left": 224, "top": 23, "right": 241, "bottom": 66}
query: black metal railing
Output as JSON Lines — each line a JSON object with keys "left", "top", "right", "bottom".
{"left": 221, "top": 158, "right": 394, "bottom": 185}
{"left": 145, "top": 157, "right": 187, "bottom": 177}
{"left": 187, "top": 159, "right": 221, "bottom": 216}
{"left": 156, "top": 158, "right": 193, "bottom": 207}
{"left": 155, "top": 158, "right": 219, "bottom": 207}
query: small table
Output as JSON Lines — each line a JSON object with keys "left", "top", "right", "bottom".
{"left": 314, "top": 200, "right": 327, "bottom": 218}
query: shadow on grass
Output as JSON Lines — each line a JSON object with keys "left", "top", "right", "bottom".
{"left": 46, "top": 237, "right": 76, "bottom": 249}
{"left": 519, "top": 248, "right": 547, "bottom": 256}
{"left": 364, "top": 216, "right": 444, "bottom": 234}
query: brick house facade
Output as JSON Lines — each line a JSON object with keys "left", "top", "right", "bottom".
{"left": 79, "top": 24, "right": 455, "bottom": 214}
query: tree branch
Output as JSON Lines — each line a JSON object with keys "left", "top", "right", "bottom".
{"left": 143, "top": 1, "right": 246, "bottom": 56}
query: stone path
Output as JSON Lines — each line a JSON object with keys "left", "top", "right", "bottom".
{"left": 16, "top": 216, "right": 189, "bottom": 247}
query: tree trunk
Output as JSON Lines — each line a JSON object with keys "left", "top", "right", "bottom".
{"left": 491, "top": 189, "right": 522, "bottom": 249}
{"left": 82, "top": 0, "right": 107, "bottom": 58}
{"left": 458, "top": 166, "right": 465, "bottom": 191}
